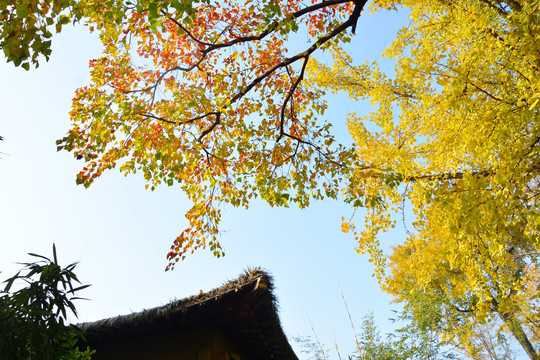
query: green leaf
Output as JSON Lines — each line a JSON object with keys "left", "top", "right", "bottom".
{"left": 52, "top": 243, "right": 58, "bottom": 264}
{"left": 3, "top": 271, "right": 21, "bottom": 292}
{"left": 27, "top": 252, "right": 51, "bottom": 261}
{"left": 148, "top": 2, "right": 159, "bottom": 18}
{"left": 15, "top": 4, "right": 28, "bottom": 18}
{"left": 59, "top": 15, "right": 70, "bottom": 25}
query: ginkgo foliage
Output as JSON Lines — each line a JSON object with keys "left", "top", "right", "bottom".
{"left": 308, "top": 0, "right": 540, "bottom": 358}
{"left": 56, "top": 0, "right": 366, "bottom": 269}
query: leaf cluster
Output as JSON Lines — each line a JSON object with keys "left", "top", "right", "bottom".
{"left": 353, "top": 312, "right": 448, "bottom": 360}
{"left": 0, "top": 0, "right": 82, "bottom": 69}
{"left": 0, "top": 244, "right": 94, "bottom": 359}
{"left": 294, "top": 311, "right": 455, "bottom": 360}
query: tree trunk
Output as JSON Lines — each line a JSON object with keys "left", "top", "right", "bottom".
{"left": 498, "top": 310, "right": 539, "bottom": 360}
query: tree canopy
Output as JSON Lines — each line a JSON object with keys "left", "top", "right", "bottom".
{"left": 309, "top": 0, "right": 540, "bottom": 357}
{"left": 53, "top": 0, "right": 365, "bottom": 269}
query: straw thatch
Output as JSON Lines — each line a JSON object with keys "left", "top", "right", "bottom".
{"left": 79, "top": 268, "right": 298, "bottom": 360}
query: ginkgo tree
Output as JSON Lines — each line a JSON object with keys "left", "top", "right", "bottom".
{"left": 308, "top": 0, "right": 540, "bottom": 358}
{"left": 55, "top": 0, "right": 367, "bottom": 269}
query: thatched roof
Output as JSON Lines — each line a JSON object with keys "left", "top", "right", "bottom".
{"left": 79, "top": 269, "right": 298, "bottom": 360}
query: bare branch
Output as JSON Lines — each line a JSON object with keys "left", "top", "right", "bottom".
{"left": 278, "top": 57, "right": 309, "bottom": 142}
{"left": 198, "top": 112, "right": 221, "bottom": 141}
{"left": 168, "top": 0, "right": 356, "bottom": 54}
{"left": 405, "top": 169, "right": 494, "bottom": 182}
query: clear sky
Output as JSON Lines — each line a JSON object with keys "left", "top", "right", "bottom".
{"left": 0, "top": 5, "right": 409, "bottom": 359}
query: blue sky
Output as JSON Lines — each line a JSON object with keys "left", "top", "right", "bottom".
{"left": 0, "top": 5, "right": 410, "bottom": 359}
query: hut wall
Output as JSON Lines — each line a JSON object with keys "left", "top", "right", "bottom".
{"left": 89, "top": 323, "right": 246, "bottom": 360}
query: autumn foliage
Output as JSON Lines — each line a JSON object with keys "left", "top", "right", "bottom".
{"left": 309, "top": 0, "right": 540, "bottom": 357}
{"left": 55, "top": 0, "right": 363, "bottom": 269}
{"left": 3, "top": 0, "right": 540, "bottom": 357}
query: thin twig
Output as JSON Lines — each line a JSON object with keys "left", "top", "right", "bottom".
{"left": 337, "top": 281, "right": 363, "bottom": 356}
{"left": 306, "top": 311, "right": 330, "bottom": 360}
